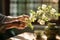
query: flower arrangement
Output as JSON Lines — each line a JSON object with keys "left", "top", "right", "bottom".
{"left": 27, "top": 4, "right": 60, "bottom": 29}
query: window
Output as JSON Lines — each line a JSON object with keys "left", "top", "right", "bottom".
{"left": 10, "top": 0, "right": 59, "bottom": 16}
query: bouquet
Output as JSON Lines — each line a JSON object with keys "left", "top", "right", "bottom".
{"left": 27, "top": 4, "right": 60, "bottom": 29}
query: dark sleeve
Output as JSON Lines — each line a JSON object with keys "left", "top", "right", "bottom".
{"left": 0, "top": 14, "right": 7, "bottom": 24}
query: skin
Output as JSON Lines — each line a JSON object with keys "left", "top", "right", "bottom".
{"left": 0, "top": 15, "right": 29, "bottom": 33}
{"left": 5, "top": 15, "right": 29, "bottom": 30}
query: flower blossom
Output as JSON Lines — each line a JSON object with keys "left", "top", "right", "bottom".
{"left": 38, "top": 19, "right": 45, "bottom": 25}
{"left": 42, "top": 4, "right": 47, "bottom": 10}
{"left": 50, "top": 8, "right": 56, "bottom": 14}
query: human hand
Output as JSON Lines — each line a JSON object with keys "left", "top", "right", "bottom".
{"left": 4, "top": 15, "right": 29, "bottom": 30}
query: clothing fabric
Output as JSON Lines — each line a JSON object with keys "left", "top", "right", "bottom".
{"left": 0, "top": 14, "right": 7, "bottom": 24}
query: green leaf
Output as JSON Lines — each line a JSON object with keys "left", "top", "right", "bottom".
{"left": 27, "top": 23, "right": 34, "bottom": 30}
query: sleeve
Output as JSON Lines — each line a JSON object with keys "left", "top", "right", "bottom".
{"left": 0, "top": 14, "right": 7, "bottom": 24}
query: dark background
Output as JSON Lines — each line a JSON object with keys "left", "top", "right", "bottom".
{"left": 0, "top": 0, "right": 2, "bottom": 13}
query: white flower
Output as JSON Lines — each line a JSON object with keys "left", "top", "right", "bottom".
{"left": 30, "top": 13, "right": 33, "bottom": 17}
{"left": 42, "top": 14, "right": 46, "bottom": 18}
{"left": 37, "top": 10, "right": 43, "bottom": 13}
{"left": 37, "top": 10, "right": 43, "bottom": 15}
{"left": 42, "top": 4, "right": 47, "bottom": 9}
{"left": 40, "top": 20, "right": 45, "bottom": 25}
{"left": 38, "top": 19, "right": 45, "bottom": 25}
{"left": 50, "top": 8, "right": 56, "bottom": 14}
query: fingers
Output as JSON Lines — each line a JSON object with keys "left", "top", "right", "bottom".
{"left": 5, "top": 15, "right": 29, "bottom": 29}
{"left": 4, "top": 20, "right": 20, "bottom": 24}
{"left": 7, "top": 16, "right": 18, "bottom": 18}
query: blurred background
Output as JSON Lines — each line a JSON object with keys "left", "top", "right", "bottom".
{"left": 0, "top": 0, "right": 59, "bottom": 16}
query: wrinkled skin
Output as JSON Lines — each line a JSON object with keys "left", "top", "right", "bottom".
{"left": 6, "top": 15, "right": 29, "bottom": 29}
{"left": 0, "top": 15, "right": 29, "bottom": 32}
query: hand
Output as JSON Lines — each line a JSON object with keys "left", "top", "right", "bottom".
{"left": 5, "top": 20, "right": 27, "bottom": 29}
{"left": 4, "top": 15, "right": 29, "bottom": 30}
